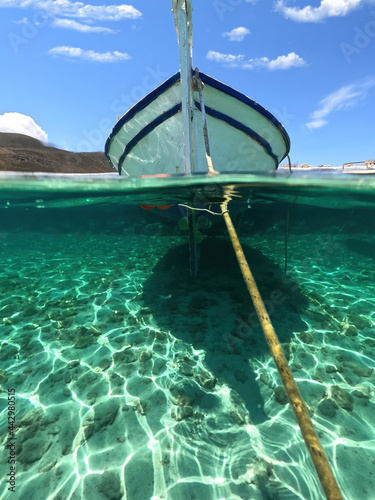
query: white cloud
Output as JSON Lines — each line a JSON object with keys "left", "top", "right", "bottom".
{"left": 306, "top": 119, "right": 327, "bottom": 129}
{"left": 0, "top": 1, "right": 142, "bottom": 21}
{"left": 208, "top": 50, "right": 307, "bottom": 70}
{"left": 244, "top": 52, "right": 307, "bottom": 70}
{"left": 0, "top": 112, "right": 48, "bottom": 142}
{"left": 48, "top": 46, "right": 131, "bottom": 62}
{"left": 306, "top": 76, "right": 375, "bottom": 129}
{"left": 206, "top": 50, "right": 245, "bottom": 64}
{"left": 275, "top": 0, "right": 365, "bottom": 23}
{"left": 222, "top": 27, "right": 251, "bottom": 42}
{"left": 51, "top": 18, "right": 117, "bottom": 33}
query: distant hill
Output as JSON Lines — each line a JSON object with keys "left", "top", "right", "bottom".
{"left": 0, "top": 133, "right": 48, "bottom": 150}
{"left": 0, "top": 132, "right": 114, "bottom": 173}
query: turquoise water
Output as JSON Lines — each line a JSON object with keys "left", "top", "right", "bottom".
{"left": 0, "top": 173, "right": 374, "bottom": 500}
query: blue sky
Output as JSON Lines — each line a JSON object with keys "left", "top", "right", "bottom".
{"left": 0, "top": 0, "right": 374, "bottom": 167}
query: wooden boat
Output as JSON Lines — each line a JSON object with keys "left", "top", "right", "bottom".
{"left": 105, "top": 1, "right": 290, "bottom": 177}
{"left": 104, "top": 0, "right": 291, "bottom": 276}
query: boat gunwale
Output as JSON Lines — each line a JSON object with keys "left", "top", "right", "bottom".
{"left": 198, "top": 71, "right": 290, "bottom": 155}
{"left": 116, "top": 101, "right": 280, "bottom": 174}
{"left": 105, "top": 72, "right": 181, "bottom": 168}
{"left": 117, "top": 103, "right": 182, "bottom": 175}
{"left": 194, "top": 101, "right": 279, "bottom": 168}
{"left": 105, "top": 70, "right": 291, "bottom": 172}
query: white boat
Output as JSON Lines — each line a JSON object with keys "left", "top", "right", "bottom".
{"left": 105, "top": 1, "right": 290, "bottom": 178}
{"left": 105, "top": 0, "right": 291, "bottom": 276}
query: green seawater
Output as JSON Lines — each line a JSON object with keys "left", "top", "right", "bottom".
{"left": 0, "top": 172, "right": 374, "bottom": 500}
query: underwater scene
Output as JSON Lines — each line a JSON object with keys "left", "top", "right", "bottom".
{"left": 0, "top": 174, "right": 374, "bottom": 500}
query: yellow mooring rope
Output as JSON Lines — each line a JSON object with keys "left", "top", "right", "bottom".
{"left": 220, "top": 202, "right": 344, "bottom": 500}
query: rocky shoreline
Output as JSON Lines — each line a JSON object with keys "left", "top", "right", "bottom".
{"left": 0, "top": 132, "right": 114, "bottom": 174}
{"left": 280, "top": 161, "right": 375, "bottom": 169}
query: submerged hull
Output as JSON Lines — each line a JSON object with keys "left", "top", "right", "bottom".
{"left": 105, "top": 71, "right": 290, "bottom": 177}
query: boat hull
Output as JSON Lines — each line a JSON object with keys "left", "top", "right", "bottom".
{"left": 105, "top": 71, "right": 290, "bottom": 176}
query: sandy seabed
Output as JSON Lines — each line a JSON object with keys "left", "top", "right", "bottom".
{"left": 0, "top": 205, "right": 374, "bottom": 500}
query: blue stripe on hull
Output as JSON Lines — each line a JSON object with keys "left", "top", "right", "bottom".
{"left": 105, "top": 70, "right": 291, "bottom": 173}
{"left": 117, "top": 103, "right": 182, "bottom": 175}
{"left": 193, "top": 101, "right": 279, "bottom": 169}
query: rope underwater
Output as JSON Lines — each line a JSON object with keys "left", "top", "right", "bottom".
{"left": 189, "top": 51, "right": 342, "bottom": 497}
{"left": 220, "top": 201, "right": 344, "bottom": 500}
{"left": 192, "top": 62, "right": 342, "bottom": 498}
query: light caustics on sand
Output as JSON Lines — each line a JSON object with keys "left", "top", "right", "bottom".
{"left": 0, "top": 221, "right": 374, "bottom": 500}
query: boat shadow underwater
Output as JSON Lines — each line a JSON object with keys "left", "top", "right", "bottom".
{"left": 141, "top": 237, "right": 309, "bottom": 425}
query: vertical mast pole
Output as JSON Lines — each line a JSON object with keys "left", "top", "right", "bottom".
{"left": 173, "top": 0, "right": 193, "bottom": 175}
{"left": 172, "top": 1, "right": 200, "bottom": 276}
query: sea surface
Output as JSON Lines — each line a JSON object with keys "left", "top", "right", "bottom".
{"left": 0, "top": 171, "right": 374, "bottom": 500}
